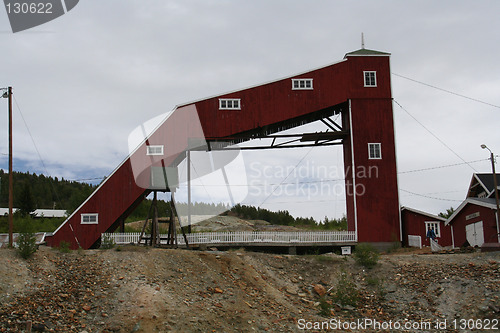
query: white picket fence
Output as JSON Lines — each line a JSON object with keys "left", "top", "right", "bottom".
{"left": 102, "top": 231, "right": 356, "bottom": 246}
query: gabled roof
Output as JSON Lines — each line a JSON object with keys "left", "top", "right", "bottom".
{"left": 445, "top": 197, "right": 497, "bottom": 225}
{"left": 344, "top": 48, "right": 391, "bottom": 58}
{"left": 401, "top": 206, "right": 446, "bottom": 222}
{"left": 467, "top": 173, "right": 500, "bottom": 198}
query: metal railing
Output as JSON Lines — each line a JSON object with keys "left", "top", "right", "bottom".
{"left": 102, "top": 231, "right": 356, "bottom": 246}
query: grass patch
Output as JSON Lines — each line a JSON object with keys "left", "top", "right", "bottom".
{"left": 318, "top": 297, "right": 332, "bottom": 316}
{"left": 100, "top": 234, "right": 116, "bottom": 249}
{"left": 366, "top": 276, "right": 380, "bottom": 286}
{"left": 58, "top": 241, "right": 71, "bottom": 253}
{"left": 331, "top": 270, "right": 360, "bottom": 307}
{"left": 353, "top": 243, "right": 379, "bottom": 269}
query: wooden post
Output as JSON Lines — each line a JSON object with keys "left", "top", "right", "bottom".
{"left": 151, "top": 191, "right": 158, "bottom": 246}
{"left": 138, "top": 195, "right": 155, "bottom": 245}
{"left": 489, "top": 152, "right": 500, "bottom": 243}
{"left": 187, "top": 150, "right": 192, "bottom": 233}
{"left": 7, "top": 87, "right": 13, "bottom": 248}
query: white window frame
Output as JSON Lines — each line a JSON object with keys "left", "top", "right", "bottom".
{"left": 146, "top": 145, "right": 164, "bottom": 156}
{"left": 291, "top": 79, "right": 313, "bottom": 90}
{"left": 81, "top": 213, "right": 98, "bottom": 224}
{"left": 368, "top": 143, "right": 382, "bottom": 159}
{"left": 219, "top": 98, "right": 241, "bottom": 110}
{"left": 425, "top": 221, "right": 441, "bottom": 238}
{"left": 364, "top": 71, "right": 377, "bottom": 87}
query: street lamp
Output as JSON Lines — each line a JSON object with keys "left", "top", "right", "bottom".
{"left": 481, "top": 144, "right": 500, "bottom": 243}
{"left": 1, "top": 87, "right": 13, "bottom": 248}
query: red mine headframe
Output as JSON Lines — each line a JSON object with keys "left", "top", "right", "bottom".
{"left": 46, "top": 48, "right": 401, "bottom": 249}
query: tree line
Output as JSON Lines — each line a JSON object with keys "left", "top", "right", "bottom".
{"left": 0, "top": 170, "right": 96, "bottom": 215}
{"left": 226, "top": 204, "right": 348, "bottom": 230}
{"left": 0, "top": 170, "right": 348, "bottom": 232}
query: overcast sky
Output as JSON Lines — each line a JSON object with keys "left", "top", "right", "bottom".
{"left": 1, "top": 1, "right": 499, "bottom": 221}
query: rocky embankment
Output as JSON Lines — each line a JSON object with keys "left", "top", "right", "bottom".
{"left": 0, "top": 246, "right": 498, "bottom": 332}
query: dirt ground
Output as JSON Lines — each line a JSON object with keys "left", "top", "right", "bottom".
{"left": 0, "top": 246, "right": 498, "bottom": 332}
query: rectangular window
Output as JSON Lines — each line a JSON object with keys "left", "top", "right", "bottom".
{"left": 146, "top": 145, "right": 164, "bottom": 156}
{"left": 219, "top": 98, "right": 241, "bottom": 110}
{"left": 81, "top": 213, "right": 98, "bottom": 224}
{"left": 425, "top": 221, "right": 441, "bottom": 238}
{"left": 292, "top": 79, "right": 313, "bottom": 90}
{"left": 364, "top": 71, "right": 377, "bottom": 87}
{"left": 368, "top": 143, "right": 382, "bottom": 159}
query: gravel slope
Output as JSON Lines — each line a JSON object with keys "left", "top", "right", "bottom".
{"left": 0, "top": 246, "right": 498, "bottom": 332}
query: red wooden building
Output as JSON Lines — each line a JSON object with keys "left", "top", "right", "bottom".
{"left": 401, "top": 206, "right": 451, "bottom": 248}
{"left": 46, "top": 47, "right": 401, "bottom": 249}
{"left": 446, "top": 173, "right": 500, "bottom": 248}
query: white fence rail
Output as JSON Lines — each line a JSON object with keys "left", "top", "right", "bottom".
{"left": 102, "top": 231, "right": 356, "bottom": 246}
{"left": 408, "top": 235, "right": 422, "bottom": 249}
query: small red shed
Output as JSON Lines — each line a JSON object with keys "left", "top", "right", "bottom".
{"left": 445, "top": 198, "right": 499, "bottom": 248}
{"left": 401, "top": 206, "right": 451, "bottom": 248}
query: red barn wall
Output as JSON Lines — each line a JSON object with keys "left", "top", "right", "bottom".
{"left": 449, "top": 203, "right": 498, "bottom": 247}
{"left": 401, "top": 210, "right": 452, "bottom": 247}
{"left": 193, "top": 60, "right": 351, "bottom": 138}
{"left": 47, "top": 160, "right": 147, "bottom": 249}
{"left": 343, "top": 55, "right": 400, "bottom": 244}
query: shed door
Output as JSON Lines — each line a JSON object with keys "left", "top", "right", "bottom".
{"left": 466, "top": 221, "right": 484, "bottom": 247}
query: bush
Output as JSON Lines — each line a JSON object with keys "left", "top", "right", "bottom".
{"left": 58, "top": 241, "right": 71, "bottom": 253}
{"left": 100, "top": 234, "right": 115, "bottom": 249}
{"left": 353, "top": 243, "right": 379, "bottom": 269}
{"left": 318, "top": 297, "right": 332, "bottom": 316}
{"left": 17, "top": 232, "right": 37, "bottom": 259}
{"left": 332, "top": 271, "right": 359, "bottom": 307}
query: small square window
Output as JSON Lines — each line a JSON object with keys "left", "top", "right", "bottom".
{"left": 364, "top": 71, "right": 377, "bottom": 87}
{"left": 147, "top": 145, "right": 164, "bottom": 156}
{"left": 368, "top": 143, "right": 381, "bottom": 159}
{"left": 291, "top": 79, "right": 313, "bottom": 90}
{"left": 81, "top": 213, "right": 98, "bottom": 224}
{"left": 219, "top": 98, "right": 241, "bottom": 110}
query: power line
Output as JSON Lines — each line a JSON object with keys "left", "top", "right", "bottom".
{"left": 176, "top": 157, "right": 487, "bottom": 188}
{"left": 13, "top": 95, "right": 63, "bottom": 207}
{"left": 392, "top": 73, "right": 500, "bottom": 109}
{"left": 393, "top": 99, "right": 478, "bottom": 172}
{"left": 400, "top": 188, "right": 463, "bottom": 202}
{"left": 398, "top": 158, "right": 488, "bottom": 174}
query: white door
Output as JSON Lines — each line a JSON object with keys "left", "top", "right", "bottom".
{"left": 466, "top": 221, "right": 484, "bottom": 247}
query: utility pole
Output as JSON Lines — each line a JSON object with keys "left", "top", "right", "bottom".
{"left": 490, "top": 152, "right": 500, "bottom": 243}
{"left": 2, "top": 87, "right": 13, "bottom": 247}
{"left": 482, "top": 144, "right": 500, "bottom": 243}
{"left": 8, "top": 87, "right": 13, "bottom": 248}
